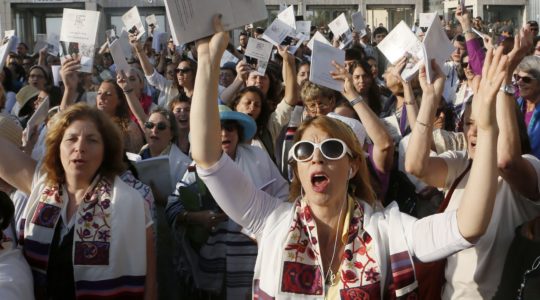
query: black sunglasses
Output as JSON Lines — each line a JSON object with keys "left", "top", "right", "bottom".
{"left": 514, "top": 74, "right": 536, "bottom": 84}
{"left": 175, "top": 68, "right": 193, "bottom": 74}
{"left": 144, "top": 121, "right": 168, "bottom": 131}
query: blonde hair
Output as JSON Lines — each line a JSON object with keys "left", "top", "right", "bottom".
{"left": 300, "top": 81, "right": 336, "bottom": 103}
{"left": 289, "top": 116, "right": 377, "bottom": 205}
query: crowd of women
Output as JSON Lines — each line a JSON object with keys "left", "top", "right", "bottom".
{"left": 0, "top": 6, "right": 539, "bottom": 300}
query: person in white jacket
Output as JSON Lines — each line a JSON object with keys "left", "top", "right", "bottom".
{"left": 189, "top": 15, "right": 505, "bottom": 299}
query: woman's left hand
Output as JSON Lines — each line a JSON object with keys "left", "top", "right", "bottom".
{"left": 116, "top": 70, "right": 132, "bottom": 92}
{"left": 330, "top": 60, "right": 359, "bottom": 101}
{"left": 196, "top": 15, "right": 230, "bottom": 66}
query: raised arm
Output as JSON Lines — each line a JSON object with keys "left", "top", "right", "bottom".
{"left": 456, "top": 6, "right": 485, "bottom": 75}
{"left": 190, "top": 16, "right": 229, "bottom": 168}
{"left": 456, "top": 47, "right": 508, "bottom": 241}
{"left": 219, "top": 60, "right": 249, "bottom": 104}
{"left": 129, "top": 33, "right": 155, "bottom": 77}
{"left": 496, "top": 26, "right": 539, "bottom": 200}
{"left": 277, "top": 46, "right": 299, "bottom": 106}
{"left": 117, "top": 70, "right": 148, "bottom": 129}
{"left": 331, "top": 61, "right": 394, "bottom": 172}
{"left": 0, "top": 137, "right": 36, "bottom": 195}
{"left": 59, "top": 57, "right": 81, "bottom": 111}
{"left": 404, "top": 60, "right": 448, "bottom": 188}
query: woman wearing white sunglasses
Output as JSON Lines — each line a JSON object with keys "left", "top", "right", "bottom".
{"left": 189, "top": 16, "right": 504, "bottom": 298}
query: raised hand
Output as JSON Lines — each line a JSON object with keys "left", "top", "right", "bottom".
{"left": 418, "top": 59, "right": 445, "bottom": 99}
{"left": 235, "top": 60, "right": 251, "bottom": 82}
{"left": 507, "top": 25, "right": 534, "bottom": 72}
{"left": 455, "top": 5, "right": 471, "bottom": 29}
{"left": 116, "top": 70, "right": 131, "bottom": 92}
{"left": 128, "top": 32, "right": 143, "bottom": 52}
{"left": 330, "top": 60, "right": 358, "bottom": 101}
{"left": 277, "top": 45, "right": 294, "bottom": 65}
{"left": 60, "top": 57, "right": 81, "bottom": 91}
{"left": 196, "top": 15, "right": 230, "bottom": 67}
{"left": 474, "top": 46, "right": 509, "bottom": 129}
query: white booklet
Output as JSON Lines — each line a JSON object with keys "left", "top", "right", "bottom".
{"left": 59, "top": 8, "right": 101, "bottom": 73}
{"left": 51, "top": 65, "right": 62, "bottom": 86}
{"left": 127, "top": 154, "right": 172, "bottom": 199}
{"left": 122, "top": 6, "right": 145, "bottom": 41}
{"left": 307, "top": 31, "right": 331, "bottom": 51}
{"left": 419, "top": 12, "right": 437, "bottom": 28}
{"left": 328, "top": 13, "right": 352, "bottom": 49}
{"left": 220, "top": 50, "right": 239, "bottom": 68}
{"left": 151, "top": 31, "right": 169, "bottom": 52}
{"left": 244, "top": 37, "right": 273, "bottom": 75}
{"left": 277, "top": 5, "right": 296, "bottom": 29}
{"left": 309, "top": 40, "right": 345, "bottom": 92}
{"left": 296, "top": 21, "right": 311, "bottom": 36}
{"left": 262, "top": 18, "right": 305, "bottom": 54}
{"left": 146, "top": 14, "right": 159, "bottom": 31}
{"left": 0, "top": 35, "right": 15, "bottom": 70}
{"left": 3, "top": 30, "right": 17, "bottom": 53}
{"left": 34, "top": 33, "right": 60, "bottom": 56}
{"left": 351, "top": 11, "right": 366, "bottom": 36}
{"left": 423, "top": 15, "right": 454, "bottom": 83}
{"left": 24, "top": 96, "right": 50, "bottom": 144}
{"left": 377, "top": 21, "right": 424, "bottom": 81}
{"left": 164, "top": 0, "right": 267, "bottom": 45}
{"left": 109, "top": 39, "right": 130, "bottom": 75}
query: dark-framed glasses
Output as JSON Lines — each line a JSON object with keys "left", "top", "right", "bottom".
{"left": 175, "top": 68, "right": 192, "bottom": 75}
{"left": 144, "top": 121, "right": 168, "bottom": 131}
{"left": 514, "top": 74, "right": 536, "bottom": 84}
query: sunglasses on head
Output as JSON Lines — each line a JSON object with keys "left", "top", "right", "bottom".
{"left": 176, "top": 68, "right": 192, "bottom": 74}
{"left": 144, "top": 121, "right": 168, "bottom": 131}
{"left": 290, "top": 138, "right": 351, "bottom": 162}
{"left": 514, "top": 74, "right": 536, "bottom": 84}
{"left": 220, "top": 121, "right": 238, "bottom": 132}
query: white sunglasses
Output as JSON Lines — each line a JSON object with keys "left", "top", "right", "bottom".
{"left": 289, "top": 138, "right": 352, "bottom": 162}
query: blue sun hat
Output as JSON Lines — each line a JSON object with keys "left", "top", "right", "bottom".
{"left": 218, "top": 105, "right": 257, "bottom": 142}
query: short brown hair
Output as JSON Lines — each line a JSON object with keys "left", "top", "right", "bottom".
{"left": 289, "top": 116, "right": 376, "bottom": 205}
{"left": 300, "top": 81, "right": 336, "bottom": 104}
{"left": 42, "top": 103, "right": 125, "bottom": 185}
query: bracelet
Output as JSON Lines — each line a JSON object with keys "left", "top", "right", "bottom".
{"left": 123, "top": 88, "right": 134, "bottom": 94}
{"left": 463, "top": 28, "right": 473, "bottom": 35}
{"left": 349, "top": 95, "right": 364, "bottom": 107}
{"left": 416, "top": 120, "right": 432, "bottom": 128}
{"left": 404, "top": 100, "right": 416, "bottom": 106}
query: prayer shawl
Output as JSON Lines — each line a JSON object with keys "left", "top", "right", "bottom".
{"left": 21, "top": 175, "right": 148, "bottom": 299}
{"left": 254, "top": 199, "right": 418, "bottom": 299}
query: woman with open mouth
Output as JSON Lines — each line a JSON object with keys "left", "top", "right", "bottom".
{"left": 188, "top": 16, "right": 505, "bottom": 299}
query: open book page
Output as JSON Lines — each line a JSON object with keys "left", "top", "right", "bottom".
{"left": 34, "top": 34, "right": 48, "bottom": 54}
{"left": 423, "top": 16, "right": 454, "bottom": 83}
{"left": 109, "top": 39, "right": 130, "bottom": 75}
{"left": 244, "top": 37, "right": 273, "bottom": 75}
{"left": 132, "top": 155, "right": 172, "bottom": 199}
{"left": 35, "top": 33, "right": 59, "bottom": 56}
{"left": 309, "top": 40, "right": 345, "bottom": 92}
{"left": 122, "top": 6, "right": 145, "bottom": 41}
{"left": 328, "top": 13, "right": 352, "bottom": 49}
{"left": 277, "top": 5, "right": 296, "bottom": 29}
{"left": 262, "top": 18, "right": 305, "bottom": 54}
{"left": 307, "top": 31, "right": 331, "bottom": 51}
{"left": 165, "top": 0, "right": 267, "bottom": 45}
{"left": 377, "top": 20, "right": 424, "bottom": 81}
{"left": 59, "top": 9, "right": 100, "bottom": 73}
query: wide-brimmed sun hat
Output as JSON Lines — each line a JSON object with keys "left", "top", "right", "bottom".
{"left": 0, "top": 113, "right": 22, "bottom": 147}
{"left": 218, "top": 105, "right": 257, "bottom": 142}
{"left": 15, "top": 85, "right": 39, "bottom": 116}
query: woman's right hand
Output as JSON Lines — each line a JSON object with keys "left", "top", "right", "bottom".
{"left": 129, "top": 32, "right": 143, "bottom": 53}
{"left": 116, "top": 70, "right": 131, "bottom": 92}
{"left": 236, "top": 60, "right": 251, "bottom": 82}
{"left": 60, "top": 57, "right": 81, "bottom": 92}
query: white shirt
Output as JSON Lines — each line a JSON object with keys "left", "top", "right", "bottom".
{"left": 440, "top": 151, "right": 540, "bottom": 300}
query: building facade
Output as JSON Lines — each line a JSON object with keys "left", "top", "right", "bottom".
{"left": 1, "top": 0, "right": 537, "bottom": 50}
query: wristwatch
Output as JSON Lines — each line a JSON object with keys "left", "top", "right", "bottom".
{"left": 499, "top": 84, "right": 516, "bottom": 95}
{"left": 349, "top": 95, "right": 364, "bottom": 106}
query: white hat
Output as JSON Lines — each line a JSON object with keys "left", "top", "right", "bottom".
{"left": 0, "top": 113, "right": 22, "bottom": 147}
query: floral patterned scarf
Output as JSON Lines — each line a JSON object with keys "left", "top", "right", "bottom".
{"left": 280, "top": 197, "right": 382, "bottom": 298}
